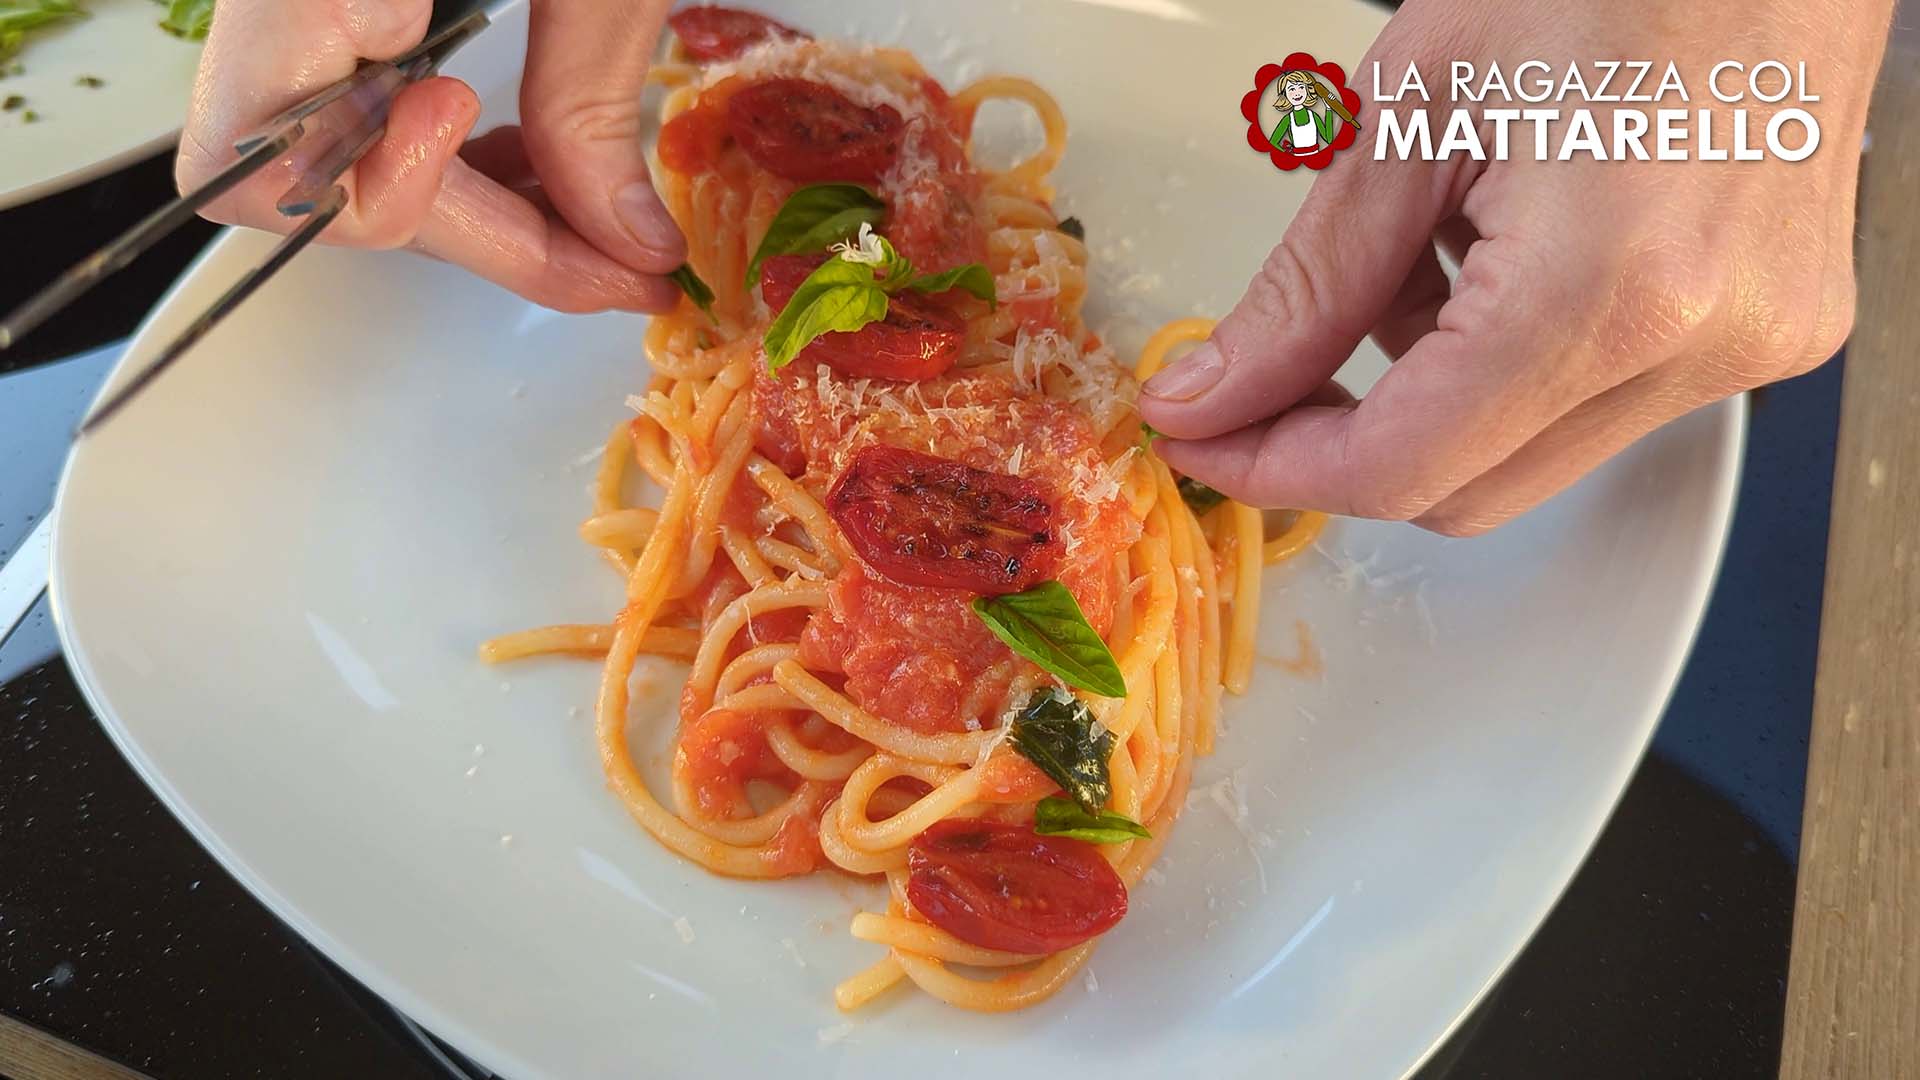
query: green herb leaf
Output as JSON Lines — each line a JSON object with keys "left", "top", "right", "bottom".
{"left": 0, "top": 0, "right": 82, "bottom": 63}
{"left": 971, "top": 581, "right": 1125, "bottom": 698}
{"left": 1008, "top": 688, "right": 1114, "bottom": 813}
{"left": 1033, "top": 796, "right": 1151, "bottom": 843}
{"left": 745, "top": 183, "right": 884, "bottom": 287}
{"left": 1176, "top": 475, "right": 1227, "bottom": 515}
{"left": 1140, "top": 422, "right": 1161, "bottom": 445}
{"left": 667, "top": 263, "right": 716, "bottom": 321}
{"left": 158, "top": 0, "right": 214, "bottom": 39}
{"left": 907, "top": 263, "right": 996, "bottom": 307}
{"left": 761, "top": 257, "right": 889, "bottom": 373}
{"left": 1057, "top": 216, "right": 1085, "bottom": 241}
{"left": 74, "top": 73, "right": 101, "bottom": 87}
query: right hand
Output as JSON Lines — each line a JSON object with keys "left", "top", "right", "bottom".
{"left": 177, "top": 0, "right": 684, "bottom": 314}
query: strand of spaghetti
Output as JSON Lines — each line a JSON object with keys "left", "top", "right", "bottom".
{"left": 718, "top": 524, "right": 777, "bottom": 587}
{"left": 630, "top": 414, "right": 676, "bottom": 489}
{"left": 891, "top": 942, "right": 1095, "bottom": 1013}
{"left": 711, "top": 682, "right": 806, "bottom": 714}
{"left": 833, "top": 955, "right": 905, "bottom": 1012}
{"left": 478, "top": 624, "right": 698, "bottom": 664}
{"left": 683, "top": 582, "right": 829, "bottom": 715}
{"left": 753, "top": 535, "right": 827, "bottom": 579}
{"left": 1097, "top": 527, "right": 1176, "bottom": 742}
{"left": 953, "top": 76, "right": 1068, "bottom": 193}
{"left": 1133, "top": 317, "right": 1215, "bottom": 381}
{"left": 1189, "top": 506, "right": 1225, "bottom": 752}
{"left": 1104, "top": 729, "right": 1143, "bottom": 867}
{"left": 1157, "top": 459, "right": 1205, "bottom": 758}
{"left": 849, "top": 914, "right": 1042, "bottom": 968}
{"left": 766, "top": 720, "right": 871, "bottom": 781}
{"left": 670, "top": 771, "right": 814, "bottom": 845}
{"left": 715, "top": 642, "right": 802, "bottom": 699}
{"left": 671, "top": 391, "right": 756, "bottom": 598}
{"left": 746, "top": 458, "right": 843, "bottom": 573}
{"left": 817, "top": 799, "right": 909, "bottom": 874}
{"left": 1224, "top": 502, "right": 1263, "bottom": 695}
{"left": 1265, "top": 510, "right": 1329, "bottom": 565}
{"left": 592, "top": 420, "right": 630, "bottom": 516}
{"left": 581, "top": 507, "right": 659, "bottom": 551}
{"left": 690, "top": 356, "right": 752, "bottom": 453}
{"left": 773, "top": 661, "right": 995, "bottom": 764}
{"left": 837, "top": 755, "right": 980, "bottom": 853}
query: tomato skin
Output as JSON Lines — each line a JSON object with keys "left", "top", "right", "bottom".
{"left": 907, "top": 820, "right": 1128, "bottom": 953}
{"left": 667, "top": 6, "right": 807, "bottom": 60}
{"left": 727, "top": 78, "right": 905, "bottom": 183}
{"left": 759, "top": 255, "right": 964, "bottom": 380}
{"left": 658, "top": 103, "right": 730, "bottom": 174}
{"left": 827, "top": 446, "right": 1060, "bottom": 594}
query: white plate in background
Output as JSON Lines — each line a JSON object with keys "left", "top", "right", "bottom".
{"left": 49, "top": 2, "right": 1742, "bottom": 1077}
{"left": 0, "top": 0, "right": 200, "bottom": 209}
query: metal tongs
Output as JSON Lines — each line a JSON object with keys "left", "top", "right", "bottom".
{"left": 0, "top": 9, "right": 491, "bottom": 436}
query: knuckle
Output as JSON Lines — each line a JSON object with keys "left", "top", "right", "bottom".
{"left": 1737, "top": 273, "right": 1854, "bottom": 382}
{"left": 1602, "top": 242, "right": 1723, "bottom": 362}
{"left": 1233, "top": 235, "right": 1329, "bottom": 361}
{"left": 527, "top": 93, "right": 644, "bottom": 148}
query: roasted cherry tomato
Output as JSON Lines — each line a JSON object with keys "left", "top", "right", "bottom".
{"left": 727, "top": 78, "right": 904, "bottom": 182}
{"left": 759, "top": 254, "right": 965, "bottom": 380}
{"left": 826, "top": 446, "right": 1060, "bottom": 594}
{"left": 667, "top": 6, "right": 807, "bottom": 60}
{"left": 906, "top": 820, "right": 1128, "bottom": 954}
{"left": 657, "top": 102, "right": 730, "bottom": 174}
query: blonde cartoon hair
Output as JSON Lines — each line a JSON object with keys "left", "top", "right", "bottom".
{"left": 1277, "top": 70, "right": 1323, "bottom": 106}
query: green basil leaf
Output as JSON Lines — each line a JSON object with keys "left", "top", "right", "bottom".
{"left": 667, "top": 263, "right": 716, "bottom": 320}
{"left": 1177, "top": 475, "right": 1227, "bottom": 515}
{"left": 971, "top": 581, "right": 1125, "bottom": 698}
{"left": 1032, "top": 796, "right": 1151, "bottom": 843}
{"left": 762, "top": 257, "right": 889, "bottom": 373}
{"left": 907, "top": 263, "right": 996, "bottom": 308}
{"left": 1057, "top": 216, "right": 1085, "bottom": 241}
{"left": 1008, "top": 689, "right": 1114, "bottom": 812}
{"left": 1140, "top": 422, "right": 1161, "bottom": 446}
{"left": 745, "top": 183, "right": 885, "bottom": 287}
{"left": 157, "top": 0, "right": 213, "bottom": 39}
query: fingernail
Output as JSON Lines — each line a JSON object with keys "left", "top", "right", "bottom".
{"left": 615, "top": 181, "right": 686, "bottom": 261}
{"left": 1141, "top": 342, "right": 1225, "bottom": 401}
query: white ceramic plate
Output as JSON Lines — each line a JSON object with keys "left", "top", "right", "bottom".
{"left": 0, "top": 0, "right": 201, "bottom": 209}
{"left": 49, "top": 2, "right": 1742, "bottom": 1077}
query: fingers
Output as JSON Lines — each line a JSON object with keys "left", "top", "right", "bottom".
{"left": 1409, "top": 360, "right": 1741, "bottom": 536}
{"left": 1151, "top": 236, "right": 1625, "bottom": 519}
{"left": 1369, "top": 243, "right": 1449, "bottom": 362}
{"left": 1137, "top": 125, "right": 1476, "bottom": 440}
{"left": 520, "top": 0, "right": 685, "bottom": 275}
{"left": 345, "top": 78, "right": 483, "bottom": 248}
{"left": 412, "top": 158, "right": 682, "bottom": 315}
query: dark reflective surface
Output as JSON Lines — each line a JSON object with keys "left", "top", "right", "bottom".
{"left": 0, "top": 136, "right": 1836, "bottom": 1078}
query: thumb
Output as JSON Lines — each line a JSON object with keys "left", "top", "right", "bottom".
{"left": 520, "top": 0, "right": 684, "bottom": 275}
{"left": 1138, "top": 122, "right": 1467, "bottom": 440}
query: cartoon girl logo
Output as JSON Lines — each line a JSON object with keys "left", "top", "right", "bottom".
{"left": 1242, "top": 54, "right": 1363, "bottom": 171}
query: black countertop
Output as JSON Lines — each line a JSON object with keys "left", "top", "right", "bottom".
{"left": 0, "top": 149, "right": 1835, "bottom": 1080}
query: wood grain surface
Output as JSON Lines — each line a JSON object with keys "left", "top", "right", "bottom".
{"left": 1779, "top": 41, "right": 1920, "bottom": 1080}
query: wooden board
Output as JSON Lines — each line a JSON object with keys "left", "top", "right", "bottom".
{"left": 1778, "top": 41, "right": 1920, "bottom": 1080}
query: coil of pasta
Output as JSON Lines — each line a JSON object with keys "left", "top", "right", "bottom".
{"left": 482, "top": 5, "right": 1325, "bottom": 1014}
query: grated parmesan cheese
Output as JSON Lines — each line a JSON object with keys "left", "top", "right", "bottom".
{"left": 673, "top": 916, "right": 696, "bottom": 944}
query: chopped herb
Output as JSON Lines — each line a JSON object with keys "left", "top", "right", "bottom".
{"left": 20, "top": 106, "right": 36, "bottom": 121}
{"left": 971, "top": 581, "right": 1125, "bottom": 698}
{"left": 1033, "top": 796, "right": 1151, "bottom": 843}
{"left": 1140, "top": 422, "right": 1161, "bottom": 445}
{"left": 1176, "top": 475, "right": 1227, "bottom": 515}
{"left": 158, "top": 0, "right": 214, "bottom": 39}
{"left": 75, "top": 73, "right": 101, "bottom": 87}
{"left": 0, "top": 0, "right": 82, "bottom": 64}
{"left": 745, "top": 183, "right": 884, "bottom": 287}
{"left": 2, "top": 92, "right": 21, "bottom": 111}
{"left": 1057, "top": 216, "right": 1085, "bottom": 241}
{"left": 1008, "top": 688, "right": 1114, "bottom": 813}
{"left": 667, "top": 263, "right": 716, "bottom": 321}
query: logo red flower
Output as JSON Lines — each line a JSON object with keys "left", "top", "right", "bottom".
{"left": 1242, "top": 53, "right": 1362, "bottom": 171}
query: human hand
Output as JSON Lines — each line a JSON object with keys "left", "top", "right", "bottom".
{"left": 176, "top": 0, "right": 683, "bottom": 314}
{"left": 1141, "top": 0, "right": 1890, "bottom": 534}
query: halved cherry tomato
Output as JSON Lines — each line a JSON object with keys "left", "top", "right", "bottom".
{"left": 759, "top": 254, "right": 963, "bottom": 380}
{"left": 727, "top": 78, "right": 904, "bottom": 183}
{"left": 668, "top": 6, "right": 808, "bottom": 60}
{"left": 658, "top": 102, "right": 730, "bottom": 174}
{"left": 906, "top": 820, "right": 1128, "bottom": 954}
{"left": 826, "top": 446, "right": 1060, "bottom": 594}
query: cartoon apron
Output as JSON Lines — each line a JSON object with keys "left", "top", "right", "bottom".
{"left": 1272, "top": 106, "right": 1336, "bottom": 155}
